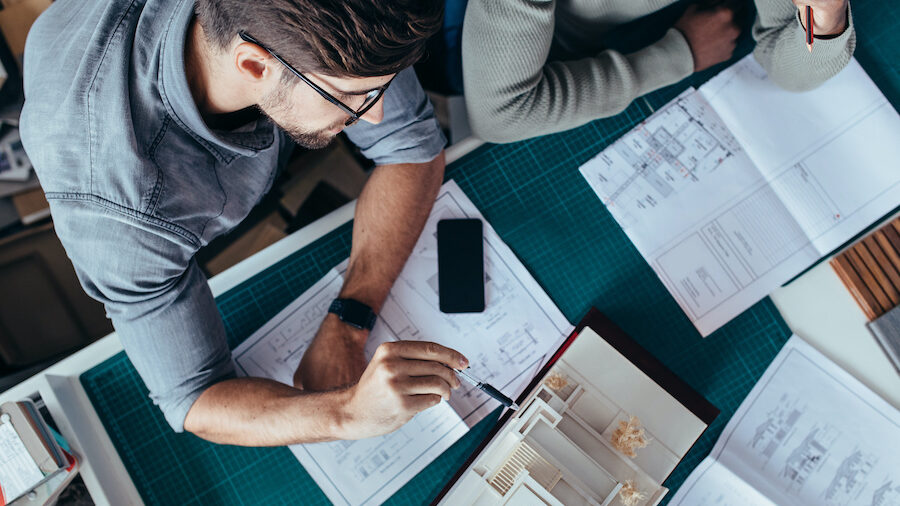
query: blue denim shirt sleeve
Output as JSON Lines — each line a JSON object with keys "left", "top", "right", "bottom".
{"left": 50, "top": 199, "right": 235, "bottom": 432}
{"left": 344, "top": 67, "right": 447, "bottom": 165}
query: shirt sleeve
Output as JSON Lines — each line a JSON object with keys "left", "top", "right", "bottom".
{"left": 753, "top": 0, "right": 855, "bottom": 92}
{"left": 343, "top": 67, "right": 446, "bottom": 166}
{"left": 461, "top": 0, "right": 694, "bottom": 144}
{"left": 50, "top": 198, "right": 235, "bottom": 432}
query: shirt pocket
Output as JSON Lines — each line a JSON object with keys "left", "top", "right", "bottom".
{"left": 149, "top": 118, "right": 225, "bottom": 244}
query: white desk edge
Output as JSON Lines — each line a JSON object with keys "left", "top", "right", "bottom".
{"left": 2, "top": 134, "right": 897, "bottom": 505}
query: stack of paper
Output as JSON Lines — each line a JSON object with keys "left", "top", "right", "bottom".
{"left": 0, "top": 400, "right": 73, "bottom": 504}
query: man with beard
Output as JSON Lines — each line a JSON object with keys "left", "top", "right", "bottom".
{"left": 20, "top": 0, "right": 468, "bottom": 445}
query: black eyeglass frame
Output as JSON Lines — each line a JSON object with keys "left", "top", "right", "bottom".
{"left": 239, "top": 31, "right": 392, "bottom": 126}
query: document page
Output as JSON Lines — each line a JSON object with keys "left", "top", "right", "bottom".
{"left": 234, "top": 269, "right": 469, "bottom": 506}
{"left": 232, "top": 180, "right": 572, "bottom": 505}
{"left": 372, "top": 181, "right": 573, "bottom": 424}
{"left": 577, "top": 88, "right": 772, "bottom": 260}
{"left": 0, "top": 416, "right": 45, "bottom": 503}
{"left": 580, "top": 55, "right": 900, "bottom": 336}
{"left": 670, "top": 336, "right": 900, "bottom": 506}
{"left": 700, "top": 56, "right": 900, "bottom": 257}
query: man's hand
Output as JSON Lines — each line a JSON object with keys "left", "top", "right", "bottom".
{"left": 794, "top": 0, "right": 849, "bottom": 37}
{"left": 184, "top": 339, "right": 465, "bottom": 446}
{"left": 295, "top": 313, "right": 368, "bottom": 391}
{"left": 339, "top": 341, "right": 467, "bottom": 440}
{"left": 675, "top": 5, "right": 741, "bottom": 72}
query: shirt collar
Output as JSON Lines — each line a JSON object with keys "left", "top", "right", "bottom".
{"left": 159, "top": 0, "right": 273, "bottom": 157}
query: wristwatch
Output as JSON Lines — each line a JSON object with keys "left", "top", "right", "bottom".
{"left": 328, "top": 298, "right": 377, "bottom": 331}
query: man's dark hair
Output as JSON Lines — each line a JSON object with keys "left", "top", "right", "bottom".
{"left": 195, "top": 0, "right": 443, "bottom": 78}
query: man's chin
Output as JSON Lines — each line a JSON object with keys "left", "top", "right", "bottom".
{"left": 288, "top": 130, "right": 337, "bottom": 150}
{"left": 265, "top": 113, "right": 339, "bottom": 149}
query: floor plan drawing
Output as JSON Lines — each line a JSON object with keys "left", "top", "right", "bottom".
{"left": 231, "top": 181, "right": 572, "bottom": 506}
{"left": 583, "top": 91, "right": 749, "bottom": 232}
{"left": 607, "top": 93, "right": 740, "bottom": 203}
{"left": 581, "top": 56, "right": 900, "bottom": 336}
{"left": 367, "top": 184, "right": 573, "bottom": 424}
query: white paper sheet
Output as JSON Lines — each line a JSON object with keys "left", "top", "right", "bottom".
{"left": 0, "top": 416, "right": 45, "bottom": 503}
{"left": 669, "top": 336, "right": 900, "bottom": 505}
{"left": 699, "top": 57, "right": 900, "bottom": 258}
{"left": 580, "top": 55, "right": 900, "bottom": 336}
{"left": 232, "top": 180, "right": 572, "bottom": 506}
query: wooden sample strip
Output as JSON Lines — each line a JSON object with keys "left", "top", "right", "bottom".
{"left": 863, "top": 236, "right": 900, "bottom": 305}
{"left": 831, "top": 215, "right": 900, "bottom": 321}
{"left": 833, "top": 254, "right": 881, "bottom": 321}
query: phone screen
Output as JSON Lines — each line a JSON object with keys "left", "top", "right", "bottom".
{"left": 437, "top": 218, "right": 485, "bottom": 313}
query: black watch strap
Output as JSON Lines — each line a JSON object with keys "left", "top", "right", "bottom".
{"left": 328, "top": 298, "right": 377, "bottom": 331}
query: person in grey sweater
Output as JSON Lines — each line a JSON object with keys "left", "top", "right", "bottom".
{"left": 462, "top": 0, "right": 855, "bottom": 143}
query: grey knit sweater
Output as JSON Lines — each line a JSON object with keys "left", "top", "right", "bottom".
{"left": 462, "top": 0, "right": 856, "bottom": 143}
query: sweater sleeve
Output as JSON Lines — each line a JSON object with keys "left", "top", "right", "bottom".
{"left": 752, "top": 0, "right": 855, "bottom": 92}
{"left": 461, "top": 0, "right": 694, "bottom": 144}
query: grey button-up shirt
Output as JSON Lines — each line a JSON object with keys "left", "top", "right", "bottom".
{"left": 20, "top": 0, "right": 445, "bottom": 431}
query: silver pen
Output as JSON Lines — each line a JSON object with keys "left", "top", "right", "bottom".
{"left": 455, "top": 368, "right": 519, "bottom": 411}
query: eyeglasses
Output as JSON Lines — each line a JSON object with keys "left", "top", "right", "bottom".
{"left": 239, "top": 31, "right": 393, "bottom": 126}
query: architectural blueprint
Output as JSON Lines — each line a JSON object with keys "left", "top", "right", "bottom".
{"left": 670, "top": 336, "right": 900, "bottom": 506}
{"left": 580, "top": 55, "right": 900, "bottom": 336}
{"left": 585, "top": 89, "right": 753, "bottom": 234}
{"left": 232, "top": 180, "right": 573, "bottom": 506}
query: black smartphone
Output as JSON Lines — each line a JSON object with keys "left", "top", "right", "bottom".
{"left": 437, "top": 218, "right": 485, "bottom": 313}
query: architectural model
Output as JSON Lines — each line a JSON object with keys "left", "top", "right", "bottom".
{"left": 439, "top": 324, "right": 713, "bottom": 505}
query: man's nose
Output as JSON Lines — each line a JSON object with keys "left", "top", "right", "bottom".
{"left": 360, "top": 100, "right": 385, "bottom": 125}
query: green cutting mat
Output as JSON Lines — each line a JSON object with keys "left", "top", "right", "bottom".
{"left": 81, "top": 1, "right": 898, "bottom": 504}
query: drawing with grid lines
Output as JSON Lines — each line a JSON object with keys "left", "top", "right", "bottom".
{"left": 580, "top": 55, "right": 900, "bottom": 336}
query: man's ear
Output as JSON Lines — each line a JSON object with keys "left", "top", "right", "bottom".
{"left": 233, "top": 41, "right": 276, "bottom": 83}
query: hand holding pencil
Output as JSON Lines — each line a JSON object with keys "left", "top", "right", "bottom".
{"left": 793, "top": 0, "right": 850, "bottom": 51}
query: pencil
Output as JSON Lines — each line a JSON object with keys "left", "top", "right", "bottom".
{"left": 806, "top": 5, "right": 814, "bottom": 52}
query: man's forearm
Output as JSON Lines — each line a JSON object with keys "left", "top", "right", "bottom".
{"left": 294, "top": 151, "right": 445, "bottom": 393}
{"left": 184, "top": 377, "right": 352, "bottom": 446}
{"left": 339, "top": 151, "right": 446, "bottom": 313}
{"left": 188, "top": 339, "right": 469, "bottom": 446}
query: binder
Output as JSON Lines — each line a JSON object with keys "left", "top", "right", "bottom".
{"left": 0, "top": 400, "right": 70, "bottom": 504}
{"left": 0, "top": 401, "right": 66, "bottom": 473}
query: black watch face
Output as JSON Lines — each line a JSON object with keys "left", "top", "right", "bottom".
{"left": 340, "top": 299, "right": 373, "bottom": 329}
